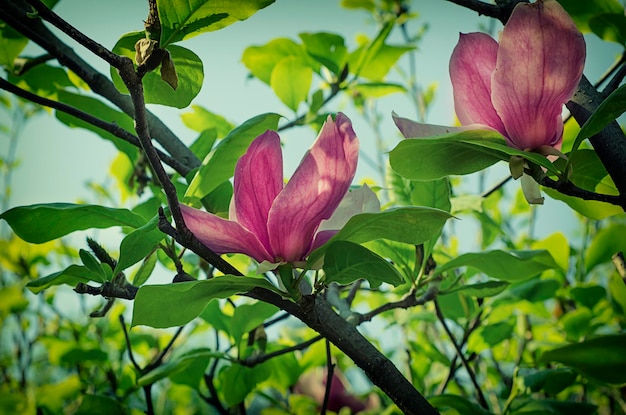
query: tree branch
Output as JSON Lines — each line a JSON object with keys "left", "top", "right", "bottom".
{"left": 241, "top": 335, "right": 323, "bottom": 367}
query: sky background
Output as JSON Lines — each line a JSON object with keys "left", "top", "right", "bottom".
{"left": 2, "top": 0, "right": 623, "bottom": 243}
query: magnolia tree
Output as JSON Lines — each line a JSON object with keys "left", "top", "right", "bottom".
{"left": 1, "top": 0, "right": 626, "bottom": 414}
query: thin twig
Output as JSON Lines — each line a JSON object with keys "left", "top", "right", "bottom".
{"left": 119, "top": 315, "right": 142, "bottom": 371}
{"left": 434, "top": 299, "right": 489, "bottom": 409}
{"left": 356, "top": 284, "right": 438, "bottom": 324}
{"left": 599, "top": 52, "right": 626, "bottom": 97}
{"left": 241, "top": 335, "right": 323, "bottom": 367}
{"left": 321, "top": 339, "right": 335, "bottom": 415}
{"left": 536, "top": 175, "right": 623, "bottom": 207}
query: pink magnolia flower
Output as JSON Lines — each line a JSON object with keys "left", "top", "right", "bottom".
{"left": 180, "top": 113, "right": 362, "bottom": 265}
{"left": 450, "top": 0, "right": 585, "bottom": 151}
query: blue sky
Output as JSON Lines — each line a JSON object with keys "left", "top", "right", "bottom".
{"left": 3, "top": 0, "right": 622, "bottom": 240}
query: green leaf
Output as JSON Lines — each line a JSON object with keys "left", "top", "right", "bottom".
{"left": 54, "top": 90, "right": 137, "bottom": 160}
{"left": 608, "top": 273, "right": 626, "bottom": 316}
{"left": 436, "top": 250, "right": 559, "bottom": 282}
{"left": 230, "top": 302, "right": 279, "bottom": 344}
{"left": 114, "top": 216, "right": 164, "bottom": 273}
{"left": 531, "top": 232, "right": 570, "bottom": 272}
{"left": 138, "top": 348, "right": 221, "bottom": 388}
{"left": 74, "top": 394, "right": 127, "bottom": 415}
{"left": 560, "top": 307, "right": 593, "bottom": 341}
{"left": 443, "top": 281, "right": 509, "bottom": 298}
{"left": 389, "top": 130, "right": 559, "bottom": 181}
{"left": 429, "top": 394, "right": 492, "bottom": 415}
{"left": 8, "top": 64, "right": 74, "bottom": 95}
{"left": 220, "top": 364, "right": 270, "bottom": 406}
{"left": 157, "top": 0, "right": 275, "bottom": 46}
{"left": 242, "top": 38, "right": 309, "bottom": 85}
{"left": 323, "top": 241, "right": 404, "bottom": 288}
{"left": 0, "top": 24, "right": 28, "bottom": 72}
{"left": 131, "top": 276, "right": 284, "bottom": 328}
{"left": 26, "top": 265, "right": 105, "bottom": 293}
{"left": 585, "top": 224, "right": 626, "bottom": 271}
{"left": 309, "top": 207, "right": 451, "bottom": 267}
{"left": 467, "top": 319, "right": 515, "bottom": 353}
{"left": 131, "top": 252, "right": 157, "bottom": 286}
{"left": 299, "top": 32, "right": 347, "bottom": 76}
{"left": 351, "top": 82, "right": 406, "bottom": 98}
{"left": 557, "top": 0, "right": 624, "bottom": 32}
{"left": 569, "top": 284, "right": 606, "bottom": 309}
{"left": 270, "top": 56, "right": 312, "bottom": 112}
{"left": 0, "top": 203, "right": 147, "bottom": 244}
{"left": 570, "top": 84, "right": 626, "bottom": 158}
{"left": 188, "top": 128, "right": 217, "bottom": 161}
{"left": 540, "top": 333, "right": 626, "bottom": 384}
{"left": 544, "top": 187, "right": 622, "bottom": 220}
{"left": 111, "top": 32, "right": 203, "bottom": 108}
{"left": 184, "top": 113, "right": 281, "bottom": 200}
{"left": 589, "top": 13, "right": 626, "bottom": 45}
{"left": 411, "top": 178, "right": 451, "bottom": 212}
{"left": 79, "top": 249, "right": 106, "bottom": 281}
{"left": 505, "top": 278, "right": 561, "bottom": 303}
{"left": 509, "top": 398, "right": 597, "bottom": 415}
{"left": 519, "top": 368, "right": 578, "bottom": 395}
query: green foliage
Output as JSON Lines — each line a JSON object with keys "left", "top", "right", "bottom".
{"left": 111, "top": 32, "right": 204, "bottom": 108}
{"left": 132, "top": 276, "right": 284, "bottom": 328}
{"left": 1, "top": 0, "right": 625, "bottom": 414}
{"left": 0, "top": 203, "right": 147, "bottom": 243}
{"left": 157, "top": 0, "right": 275, "bottom": 46}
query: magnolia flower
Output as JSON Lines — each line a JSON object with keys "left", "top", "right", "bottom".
{"left": 180, "top": 113, "right": 376, "bottom": 267}
{"left": 450, "top": 0, "right": 585, "bottom": 151}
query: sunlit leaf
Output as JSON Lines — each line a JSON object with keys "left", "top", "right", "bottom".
{"left": 270, "top": 56, "right": 312, "bottom": 112}
{"left": 585, "top": 224, "right": 626, "bottom": 271}
{"left": 0, "top": 24, "right": 28, "bottom": 72}
{"left": 467, "top": 319, "right": 515, "bottom": 353}
{"left": 540, "top": 333, "right": 626, "bottom": 384}
{"left": 242, "top": 38, "right": 310, "bottom": 85}
{"left": 299, "top": 32, "right": 348, "bottom": 76}
{"left": 0, "top": 203, "right": 147, "bottom": 244}
{"left": 181, "top": 105, "right": 234, "bottom": 136}
{"left": 544, "top": 188, "right": 623, "bottom": 220}
{"left": 138, "top": 348, "right": 222, "bottom": 387}
{"left": 560, "top": 307, "right": 593, "bottom": 341}
{"left": 114, "top": 216, "right": 164, "bottom": 273}
{"left": 531, "top": 232, "right": 569, "bottom": 272}
{"left": 323, "top": 240, "right": 404, "bottom": 288}
{"left": 351, "top": 82, "right": 406, "bottom": 98}
{"left": 157, "top": 0, "right": 275, "bottom": 45}
{"left": 557, "top": 0, "right": 624, "bottom": 32}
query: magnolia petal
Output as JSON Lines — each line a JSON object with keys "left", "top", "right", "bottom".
{"left": 392, "top": 112, "right": 468, "bottom": 138}
{"left": 491, "top": 0, "right": 585, "bottom": 150}
{"left": 232, "top": 130, "right": 283, "bottom": 253}
{"left": 180, "top": 204, "right": 273, "bottom": 263}
{"left": 267, "top": 113, "right": 359, "bottom": 262}
{"left": 317, "top": 185, "right": 380, "bottom": 233}
{"left": 520, "top": 173, "right": 545, "bottom": 205}
{"left": 449, "top": 33, "right": 507, "bottom": 135}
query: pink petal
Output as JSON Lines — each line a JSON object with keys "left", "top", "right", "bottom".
{"left": 491, "top": 0, "right": 585, "bottom": 150}
{"left": 449, "top": 33, "right": 507, "bottom": 136}
{"left": 267, "top": 113, "right": 359, "bottom": 262}
{"left": 180, "top": 204, "right": 273, "bottom": 264}
{"left": 392, "top": 112, "right": 481, "bottom": 138}
{"left": 231, "top": 130, "right": 283, "bottom": 253}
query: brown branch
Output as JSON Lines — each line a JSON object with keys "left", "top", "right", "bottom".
{"left": 74, "top": 281, "right": 138, "bottom": 300}
{"left": 536, "top": 175, "right": 623, "bottom": 208}
{"left": 356, "top": 284, "right": 439, "bottom": 324}
{"left": 444, "top": 0, "right": 525, "bottom": 23}
{"left": 240, "top": 335, "right": 323, "bottom": 367}
{"left": 434, "top": 299, "right": 489, "bottom": 410}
